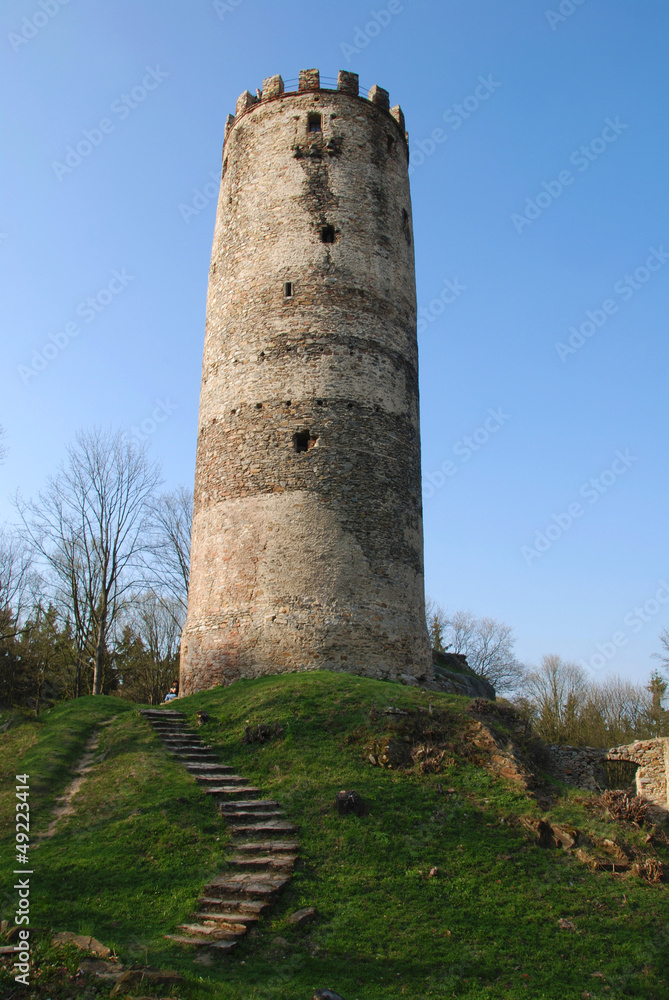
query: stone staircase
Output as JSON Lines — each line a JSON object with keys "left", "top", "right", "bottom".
{"left": 140, "top": 709, "right": 298, "bottom": 953}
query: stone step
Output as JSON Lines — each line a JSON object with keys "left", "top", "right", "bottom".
{"left": 165, "top": 934, "right": 236, "bottom": 951}
{"left": 197, "top": 897, "right": 268, "bottom": 914}
{"left": 228, "top": 855, "right": 296, "bottom": 871}
{"left": 191, "top": 770, "right": 238, "bottom": 780}
{"left": 234, "top": 840, "right": 299, "bottom": 853}
{"left": 160, "top": 733, "right": 211, "bottom": 749}
{"left": 219, "top": 800, "right": 280, "bottom": 811}
{"left": 177, "top": 922, "right": 243, "bottom": 939}
{"left": 230, "top": 820, "right": 298, "bottom": 834}
{"left": 204, "top": 874, "right": 290, "bottom": 896}
{"left": 164, "top": 744, "right": 211, "bottom": 752}
{"left": 223, "top": 809, "right": 284, "bottom": 820}
{"left": 175, "top": 754, "right": 220, "bottom": 762}
{"left": 141, "top": 710, "right": 185, "bottom": 717}
{"left": 185, "top": 762, "right": 238, "bottom": 772}
{"left": 192, "top": 912, "right": 254, "bottom": 928}
{"left": 203, "top": 785, "right": 262, "bottom": 795}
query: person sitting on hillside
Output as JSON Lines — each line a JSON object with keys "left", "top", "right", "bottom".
{"left": 164, "top": 682, "right": 179, "bottom": 702}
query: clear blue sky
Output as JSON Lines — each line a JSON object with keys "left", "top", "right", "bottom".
{"left": 1, "top": 0, "right": 667, "bottom": 686}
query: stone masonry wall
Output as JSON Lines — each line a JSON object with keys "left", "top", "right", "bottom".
{"left": 180, "top": 70, "right": 432, "bottom": 694}
{"left": 546, "top": 738, "right": 669, "bottom": 818}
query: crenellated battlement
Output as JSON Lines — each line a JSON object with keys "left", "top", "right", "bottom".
{"left": 224, "top": 68, "right": 407, "bottom": 144}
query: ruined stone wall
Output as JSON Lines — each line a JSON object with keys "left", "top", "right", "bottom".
{"left": 181, "top": 69, "right": 432, "bottom": 694}
{"left": 546, "top": 738, "right": 669, "bottom": 818}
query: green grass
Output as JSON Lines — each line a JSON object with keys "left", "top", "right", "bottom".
{"left": 1, "top": 672, "right": 668, "bottom": 999}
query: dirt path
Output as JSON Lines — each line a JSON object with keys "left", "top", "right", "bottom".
{"left": 34, "top": 721, "right": 114, "bottom": 844}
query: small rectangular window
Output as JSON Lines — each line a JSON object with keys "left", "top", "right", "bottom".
{"left": 308, "top": 113, "right": 322, "bottom": 133}
{"left": 321, "top": 225, "right": 335, "bottom": 244}
{"left": 284, "top": 281, "right": 293, "bottom": 298}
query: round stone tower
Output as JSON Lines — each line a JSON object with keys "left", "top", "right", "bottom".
{"left": 180, "top": 68, "right": 432, "bottom": 694}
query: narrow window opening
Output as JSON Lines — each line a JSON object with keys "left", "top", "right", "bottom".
{"left": 222, "top": 157, "right": 228, "bottom": 178}
{"left": 284, "top": 281, "right": 293, "bottom": 298}
{"left": 255, "top": 402, "right": 263, "bottom": 410}
{"left": 387, "top": 135, "right": 394, "bottom": 153}
{"left": 293, "top": 430, "right": 317, "bottom": 453}
{"left": 308, "top": 113, "right": 322, "bottom": 133}
{"left": 316, "top": 399, "right": 324, "bottom": 406}
{"left": 321, "top": 225, "right": 335, "bottom": 244}
{"left": 402, "top": 208, "right": 409, "bottom": 223}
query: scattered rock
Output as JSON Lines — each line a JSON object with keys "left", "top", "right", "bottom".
{"left": 519, "top": 817, "right": 558, "bottom": 848}
{"left": 77, "top": 959, "right": 124, "bottom": 979}
{"left": 519, "top": 817, "right": 578, "bottom": 850}
{"left": 312, "top": 991, "right": 346, "bottom": 1000}
{"left": 557, "top": 918, "right": 576, "bottom": 931}
{"left": 110, "top": 968, "right": 184, "bottom": 995}
{"left": 400, "top": 673, "right": 419, "bottom": 686}
{"left": 196, "top": 711, "right": 210, "bottom": 725}
{"left": 551, "top": 824, "right": 579, "bottom": 850}
{"left": 243, "top": 721, "right": 284, "bottom": 744}
{"left": 287, "top": 907, "right": 317, "bottom": 926}
{"left": 52, "top": 932, "right": 111, "bottom": 958}
{"left": 335, "top": 790, "right": 367, "bottom": 817}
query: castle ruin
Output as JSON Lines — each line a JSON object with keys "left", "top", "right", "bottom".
{"left": 180, "top": 69, "right": 432, "bottom": 695}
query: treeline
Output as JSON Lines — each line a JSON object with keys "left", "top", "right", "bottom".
{"left": 0, "top": 428, "right": 191, "bottom": 709}
{"left": 427, "top": 604, "right": 669, "bottom": 747}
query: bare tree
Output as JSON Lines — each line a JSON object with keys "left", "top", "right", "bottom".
{"left": 431, "top": 606, "right": 524, "bottom": 693}
{"left": 653, "top": 627, "right": 669, "bottom": 674}
{"left": 0, "top": 424, "right": 7, "bottom": 464}
{"left": 16, "top": 427, "right": 161, "bottom": 695}
{"left": 522, "top": 655, "right": 588, "bottom": 744}
{"left": 148, "top": 486, "right": 192, "bottom": 621}
{"left": 113, "top": 591, "right": 181, "bottom": 704}
{"left": 0, "top": 528, "right": 39, "bottom": 641}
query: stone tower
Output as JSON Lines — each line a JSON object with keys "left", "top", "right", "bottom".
{"left": 180, "top": 68, "right": 432, "bottom": 695}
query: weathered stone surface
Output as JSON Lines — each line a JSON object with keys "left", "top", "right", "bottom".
{"left": 546, "top": 738, "right": 669, "bottom": 818}
{"left": 77, "top": 959, "right": 124, "bottom": 979}
{"left": 298, "top": 67, "right": 320, "bottom": 91}
{"left": 204, "top": 785, "right": 262, "bottom": 795}
{"left": 337, "top": 70, "right": 358, "bottom": 95}
{"left": 198, "top": 897, "right": 268, "bottom": 913}
{"left": 180, "top": 70, "right": 431, "bottom": 695}
{"left": 367, "top": 84, "right": 390, "bottom": 110}
{"left": 227, "top": 820, "right": 297, "bottom": 833}
{"left": 165, "top": 933, "right": 235, "bottom": 949}
{"left": 177, "top": 923, "right": 240, "bottom": 939}
{"left": 52, "top": 932, "right": 110, "bottom": 957}
{"left": 234, "top": 840, "right": 299, "bottom": 852}
{"left": 287, "top": 906, "right": 318, "bottom": 926}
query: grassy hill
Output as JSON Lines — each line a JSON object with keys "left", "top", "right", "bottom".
{"left": 1, "top": 672, "right": 667, "bottom": 999}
